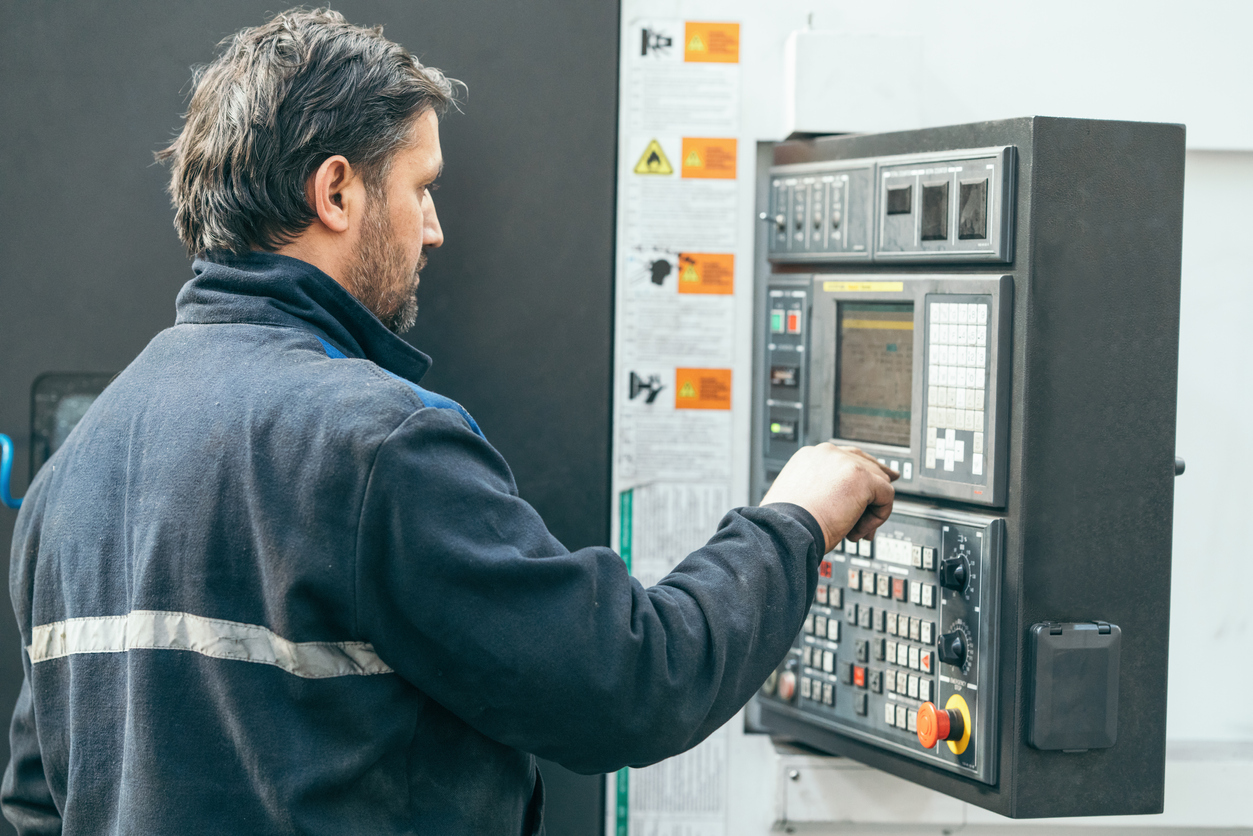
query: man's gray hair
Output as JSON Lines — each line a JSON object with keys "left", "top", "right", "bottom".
{"left": 158, "top": 8, "right": 459, "bottom": 256}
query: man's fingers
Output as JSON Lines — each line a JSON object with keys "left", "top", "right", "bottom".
{"left": 833, "top": 444, "right": 900, "bottom": 481}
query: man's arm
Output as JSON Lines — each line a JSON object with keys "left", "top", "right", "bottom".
{"left": 2, "top": 662, "right": 61, "bottom": 835}
{"left": 354, "top": 408, "right": 892, "bottom": 774}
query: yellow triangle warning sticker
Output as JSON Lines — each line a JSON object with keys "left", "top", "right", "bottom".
{"left": 688, "top": 33, "right": 706, "bottom": 52}
{"left": 678, "top": 380, "right": 697, "bottom": 398}
{"left": 680, "top": 264, "right": 700, "bottom": 283}
{"left": 633, "top": 139, "right": 673, "bottom": 175}
{"left": 684, "top": 149, "right": 703, "bottom": 168}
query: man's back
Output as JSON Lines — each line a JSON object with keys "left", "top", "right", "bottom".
{"left": 4, "top": 254, "right": 827, "bottom": 834}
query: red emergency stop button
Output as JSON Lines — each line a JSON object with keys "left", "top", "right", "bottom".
{"left": 916, "top": 702, "right": 965, "bottom": 749}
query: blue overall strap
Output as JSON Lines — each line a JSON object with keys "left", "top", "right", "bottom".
{"left": 314, "top": 337, "right": 485, "bottom": 439}
{"left": 1, "top": 433, "right": 22, "bottom": 509}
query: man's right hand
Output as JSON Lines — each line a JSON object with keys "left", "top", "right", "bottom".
{"left": 761, "top": 443, "right": 898, "bottom": 553}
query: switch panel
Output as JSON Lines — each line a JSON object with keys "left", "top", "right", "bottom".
{"left": 758, "top": 502, "right": 1003, "bottom": 785}
{"left": 767, "top": 160, "right": 874, "bottom": 261}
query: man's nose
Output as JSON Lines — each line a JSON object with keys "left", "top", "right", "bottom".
{"left": 425, "top": 201, "right": 444, "bottom": 249}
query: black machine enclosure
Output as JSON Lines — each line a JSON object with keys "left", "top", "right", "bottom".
{"left": 751, "top": 117, "right": 1183, "bottom": 818}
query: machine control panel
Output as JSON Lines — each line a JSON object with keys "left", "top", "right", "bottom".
{"left": 755, "top": 274, "right": 1012, "bottom": 507}
{"left": 758, "top": 501, "right": 1003, "bottom": 785}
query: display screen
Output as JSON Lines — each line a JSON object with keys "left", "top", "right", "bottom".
{"left": 835, "top": 302, "right": 914, "bottom": 447}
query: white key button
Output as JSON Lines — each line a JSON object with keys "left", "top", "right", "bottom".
{"left": 927, "top": 426, "right": 937, "bottom": 444}
{"left": 977, "top": 325, "right": 987, "bottom": 347}
{"left": 977, "top": 303, "right": 988, "bottom": 324}
{"left": 926, "top": 449, "right": 937, "bottom": 469}
{"left": 822, "top": 650, "right": 834, "bottom": 673}
{"left": 954, "top": 440, "right": 965, "bottom": 463}
{"left": 902, "top": 461, "right": 912, "bottom": 480}
{"left": 973, "top": 431, "right": 984, "bottom": 454}
{"left": 919, "top": 678, "right": 933, "bottom": 702}
{"left": 944, "top": 454, "right": 955, "bottom": 471}
{"left": 973, "top": 453, "right": 984, "bottom": 475}
{"left": 907, "top": 674, "right": 919, "bottom": 698}
{"left": 945, "top": 428, "right": 956, "bottom": 443}
{"left": 886, "top": 702, "right": 897, "bottom": 725}
{"left": 897, "top": 705, "right": 908, "bottom": 729}
{"left": 975, "top": 389, "right": 985, "bottom": 410}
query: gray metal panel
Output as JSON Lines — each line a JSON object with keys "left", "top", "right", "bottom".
{"left": 752, "top": 116, "right": 1184, "bottom": 818}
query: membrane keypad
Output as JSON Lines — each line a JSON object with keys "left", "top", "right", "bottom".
{"left": 925, "top": 298, "right": 991, "bottom": 482}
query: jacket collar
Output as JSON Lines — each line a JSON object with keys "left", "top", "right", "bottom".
{"left": 176, "top": 251, "right": 433, "bottom": 384}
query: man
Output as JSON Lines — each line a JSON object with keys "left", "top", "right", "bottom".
{"left": 3, "top": 9, "right": 896, "bottom": 835}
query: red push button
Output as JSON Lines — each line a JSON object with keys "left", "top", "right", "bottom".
{"left": 787, "top": 310, "right": 802, "bottom": 334}
{"left": 892, "top": 577, "right": 907, "bottom": 601}
{"left": 853, "top": 665, "right": 866, "bottom": 688}
{"left": 916, "top": 702, "right": 964, "bottom": 749}
{"left": 779, "top": 670, "right": 797, "bottom": 702}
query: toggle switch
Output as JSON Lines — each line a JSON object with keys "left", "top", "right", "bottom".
{"left": 916, "top": 702, "right": 965, "bottom": 749}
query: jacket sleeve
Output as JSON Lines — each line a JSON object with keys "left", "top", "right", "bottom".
{"left": 354, "top": 407, "right": 825, "bottom": 775}
{"left": 1, "top": 658, "right": 61, "bottom": 835}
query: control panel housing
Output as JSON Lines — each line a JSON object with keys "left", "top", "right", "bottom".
{"left": 750, "top": 117, "right": 1185, "bottom": 818}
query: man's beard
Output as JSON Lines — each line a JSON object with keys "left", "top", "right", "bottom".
{"left": 343, "top": 196, "right": 424, "bottom": 335}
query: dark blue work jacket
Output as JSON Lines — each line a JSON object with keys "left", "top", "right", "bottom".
{"left": 3, "top": 252, "right": 823, "bottom": 835}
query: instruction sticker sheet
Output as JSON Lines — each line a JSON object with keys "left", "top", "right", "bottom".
{"left": 610, "top": 13, "right": 745, "bottom": 836}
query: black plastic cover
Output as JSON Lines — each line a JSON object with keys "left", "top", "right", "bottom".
{"left": 1027, "top": 622, "right": 1121, "bottom": 751}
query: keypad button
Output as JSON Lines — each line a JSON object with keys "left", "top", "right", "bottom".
{"left": 801, "top": 677, "right": 812, "bottom": 700}
{"left": 907, "top": 709, "right": 918, "bottom": 733}
{"left": 855, "top": 693, "right": 868, "bottom": 716}
{"left": 911, "top": 545, "right": 923, "bottom": 568}
{"left": 885, "top": 702, "right": 897, "bottom": 725}
{"left": 973, "top": 432, "right": 984, "bottom": 455}
{"left": 844, "top": 538, "right": 856, "bottom": 554}
{"left": 855, "top": 639, "right": 870, "bottom": 664}
{"left": 804, "top": 614, "right": 815, "bottom": 635}
{"left": 846, "top": 602, "right": 859, "bottom": 624}
{"left": 920, "top": 650, "right": 933, "bottom": 674}
{"left": 973, "top": 453, "right": 984, "bottom": 476}
{"left": 885, "top": 670, "right": 896, "bottom": 692}
{"left": 858, "top": 540, "right": 872, "bottom": 558}
{"left": 909, "top": 617, "right": 922, "bottom": 642}
{"left": 826, "top": 618, "right": 840, "bottom": 642}
{"left": 839, "top": 661, "right": 851, "bottom": 683}
{"left": 823, "top": 682, "right": 835, "bottom": 706}
{"left": 909, "top": 646, "right": 920, "bottom": 670}
{"left": 896, "top": 671, "right": 908, "bottom": 693}
{"left": 870, "top": 670, "right": 883, "bottom": 693}
{"left": 885, "top": 612, "right": 898, "bottom": 635}
{"left": 815, "top": 585, "right": 828, "bottom": 605}
{"left": 823, "top": 650, "right": 835, "bottom": 674}
{"left": 873, "top": 608, "right": 885, "bottom": 632}
{"left": 874, "top": 638, "right": 886, "bottom": 661}
{"left": 909, "top": 582, "right": 922, "bottom": 605}
{"left": 977, "top": 304, "right": 988, "bottom": 324}
{"left": 897, "top": 643, "right": 910, "bottom": 666}
{"left": 896, "top": 705, "right": 908, "bottom": 728}
{"left": 892, "top": 578, "right": 907, "bottom": 601}
{"left": 853, "top": 665, "right": 866, "bottom": 688}
{"left": 815, "top": 615, "right": 827, "bottom": 637}
{"left": 886, "top": 640, "right": 897, "bottom": 665}
{"left": 907, "top": 674, "right": 919, "bottom": 699}
{"left": 922, "top": 548, "right": 936, "bottom": 570}
{"left": 919, "top": 678, "right": 933, "bottom": 702}
{"left": 828, "top": 586, "right": 843, "bottom": 609}
{"left": 922, "top": 584, "right": 935, "bottom": 608}
{"left": 921, "top": 621, "right": 934, "bottom": 645}
{"left": 877, "top": 574, "right": 891, "bottom": 598}
{"left": 862, "top": 570, "right": 875, "bottom": 592}
{"left": 847, "top": 568, "right": 861, "bottom": 591}
{"left": 858, "top": 606, "right": 873, "bottom": 630}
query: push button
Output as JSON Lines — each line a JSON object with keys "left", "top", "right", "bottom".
{"left": 814, "top": 615, "right": 827, "bottom": 637}
{"left": 786, "top": 309, "right": 803, "bottom": 334}
{"left": 892, "top": 577, "right": 907, "bottom": 601}
{"left": 916, "top": 702, "right": 965, "bottom": 749}
{"left": 815, "top": 585, "right": 828, "bottom": 605}
{"left": 870, "top": 669, "right": 883, "bottom": 693}
{"left": 855, "top": 639, "right": 870, "bottom": 663}
{"left": 853, "top": 665, "right": 866, "bottom": 688}
{"left": 858, "top": 605, "right": 873, "bottom": 630}
{"left": 873, "top": 637, "right": 886, "bottom": 661}
{"left": 846, "top": 602, "right": 859, "bottom": 624}
{"left": 822, "top": 650, "right": 835, "bottom": 673}
{"left": 771, "top": 309, "right": 786, "bottom": 334}
{"left": 823, "top": 682, "right": 835, "bottom": 706}
{"left": 826, "top": 618, "right": 840, "bottom": 642}
{"left": 828, "top": 586, "right": 843, "bottom": 608}
{"left": 847, "top": 568, "right": 861, "bottom": 591}
{"left": 839, "top": 661, "right": 853, "bottom": 684}
{"left": 854, "top": 693, "right": 868, "bottom": 716}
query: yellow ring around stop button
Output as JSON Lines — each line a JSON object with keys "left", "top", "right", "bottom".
{"left": 944, "top": 693, "right": 972, "bottom": 755}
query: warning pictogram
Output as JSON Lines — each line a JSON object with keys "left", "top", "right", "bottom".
{"left": 633, "top": 139, "right": 673, "bottom": 175}
{"left": 675, "top": 368, "right": 732, "bottom": 410}
{"left": 677, "top": 253, "right": 734, "bottom": 295}
{"left": 681, "top": 138, "right": 737, "bottom": 179}
{"left": 684, "top": 22, "right": 740, "bottom": 63}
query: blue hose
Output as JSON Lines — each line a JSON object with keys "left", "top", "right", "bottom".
{"left": 0, "top": 434, "right": 21, "bottom": 509}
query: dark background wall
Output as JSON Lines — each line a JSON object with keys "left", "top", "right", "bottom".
{"left": 0, "top": 2, "right": 617, "bottom": 833}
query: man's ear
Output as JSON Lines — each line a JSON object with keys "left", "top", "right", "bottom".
{"left": 309, "top": 155, "right": 364, "bottom": 234}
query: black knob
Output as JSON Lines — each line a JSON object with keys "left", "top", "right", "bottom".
{"left": 937, "top": 631, "right": 966, "bottom": 668}
{"left": 939, "top": 555, "right": 969, "bottom": 592}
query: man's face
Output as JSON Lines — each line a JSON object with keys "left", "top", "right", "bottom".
{"left": 344, "top": 109, "right": 444, "bottom": 334}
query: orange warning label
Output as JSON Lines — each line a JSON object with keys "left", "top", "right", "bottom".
{"left": 677, "top": 253, "right": 734, "bottom": 295}
{"left": 675, "top": 368, "right": 732, "bottom": 410}
{"left": 684, "top": 22, "right": 740, "bottom": 63}
{"left": 681, "top": 137, "right": 737, "bottom": 179}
